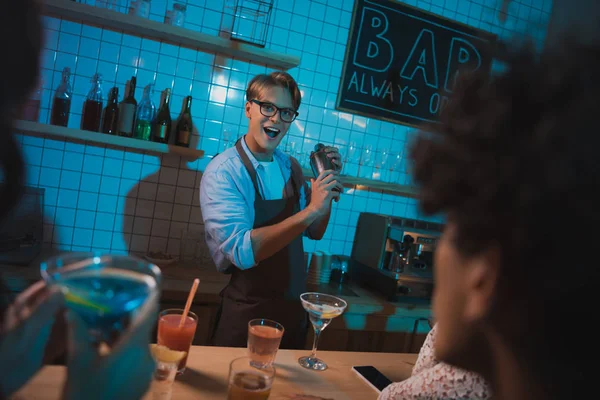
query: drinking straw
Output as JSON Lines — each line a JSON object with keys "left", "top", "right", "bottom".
{"left": 179, "top": 278, "right": 199, "bottom": 328}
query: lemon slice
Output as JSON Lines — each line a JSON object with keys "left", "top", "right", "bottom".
{"left": 64, "top": 291, "right": 110, "bottom": 313}
{"left": 150, "top": 344, "right": 187, "bottom": 363}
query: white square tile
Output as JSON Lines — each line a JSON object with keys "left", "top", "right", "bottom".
{"left": 130, "top": 234, "right": 150, "bottom": 253}
{"left": 135, "top": 199, "right": 155, "bottom": 218}
{"left": 156, "top": 184, "right": 176, "bottom": 203}
{"left": 161, "top": 155, "right": 181, "bottom": 168}
{"left": 177, "top": 169, "right": 197, "bottom": 188}
{"left": 122, "top": 215, "right": 134, "bottom": 233}
{"left": 133, "top": 217, "right": 153, "bottom": 235}
{"left": 172, "top": 205, "right": 191, "bottom": 222}
{"left": 138, "top": 182, "right": 158, "bottom": 200}
{"left": 190, "top": 206, "right": 203, "bottom": 224}
{"left": 159, "top": 166, "right": 179, "bottom": 185}
{"left": 151, "top": 218, "right": 171, "bottom": 237}
{"left": 167, "top": 238, "right": 181, "bottom": 256}
{"left": 151, "top": 219, "right": 171, "bottom": 237}
{"left": 174, "top": 187, "right": 194, "bottom": 205}
{"left": 148, "top": 236, "right": 168, "bottom": 253}
{"left": 169, "top": 221, "right": 188, "bottom": 239}
{"left": 154, "top": 201, "right": 173, "bottom": 220}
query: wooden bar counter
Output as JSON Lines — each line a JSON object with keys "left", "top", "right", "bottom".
{"left": 2, "top": 250, "right": 432, "bottom": 353}
{"left": 11, "top": 346, "right": 418, "bottom": 400}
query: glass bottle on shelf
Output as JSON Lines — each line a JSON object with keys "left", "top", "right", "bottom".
{"left": 130, "top": 0, "right": 151, "bottom": 18}
{"left": 102, "top": 87, "right": 119, "bottom": 135}
{"left": 81, "top": 73, "right": 104, "bottom": 132}
{"left": 118, "top": 76, "right": 137, "bottom": 137}
{"left": 175, "top": 95, "right": 193, "bottom": 148}
{"left": 152, "top": 88, "right": 172, "bottom": 144}
{"left": 165, "top": 2, "right": 186, "bottom": 27}
{"left": 50, "top": 67, "right": 72, "bottom": 127}
{"left": 134, "top": 83, "right": 156, "bottom": 141}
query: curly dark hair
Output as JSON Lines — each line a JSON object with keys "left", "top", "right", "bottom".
{"left": 410, "top": 39, "right": 599, "bottom": 398}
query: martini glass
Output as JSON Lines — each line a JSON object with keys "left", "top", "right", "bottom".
{"left": 298, "top": 292, "right": 347, "bottom": 371}
{"left": 41, "top": 252, "right": 161, "bottom": 344}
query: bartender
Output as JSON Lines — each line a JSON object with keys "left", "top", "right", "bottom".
{"left": 200, "top": 71, "right": 343, "bottom": 348}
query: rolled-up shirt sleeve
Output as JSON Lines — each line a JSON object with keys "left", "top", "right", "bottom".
{"left": 200, "top": 169, "right": 256, "bottom": 271}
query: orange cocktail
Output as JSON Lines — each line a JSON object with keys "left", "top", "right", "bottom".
{"left": 157, "top": 309, "right": 198, "bottom": 374}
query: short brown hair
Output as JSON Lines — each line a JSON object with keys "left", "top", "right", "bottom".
{"left": 246, "top": 71, "right": 302, "bottom": 110}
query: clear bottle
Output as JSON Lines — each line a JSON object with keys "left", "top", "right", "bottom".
{"left": 175, "top": 96, "right": 193, "bottom": 147}
{"left": 102, "top": 87, "right": 119, "bottom": 135}
{"left": 134, "top": 83, "right": 156, "bottom": 141}
{"left": 82, "top": 73, "right": 104, "bottom": 132}
{"left": 152, "top": 88, "right": 172, "bottom": 144}
{"left": 50, "top": 67, "right": 72, "bottom": 127}
{"left": 118, "top": 76, "right": 137, "bottom": 137}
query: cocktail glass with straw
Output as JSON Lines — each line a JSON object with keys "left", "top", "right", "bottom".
{"left": 298, "top": 292, "right": 347, "bottom": 371}
{"left": 157, "top": 278, "right": 200, "bottom": 374}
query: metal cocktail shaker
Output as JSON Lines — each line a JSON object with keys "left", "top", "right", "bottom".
{"left": 309, "top": 143, "right": 341, "bottom": 192}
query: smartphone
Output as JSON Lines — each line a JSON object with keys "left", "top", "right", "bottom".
{"left": 352, "top": 365, "right": 393, "bottom": 393}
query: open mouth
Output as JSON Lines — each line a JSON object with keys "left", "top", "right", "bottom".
{"left": 263, "top": 126, "right": 281, "bottom": 139}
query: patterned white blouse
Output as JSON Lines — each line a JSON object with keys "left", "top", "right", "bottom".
{"left": 378, "top": 324, "right": 492, "bottom": 400}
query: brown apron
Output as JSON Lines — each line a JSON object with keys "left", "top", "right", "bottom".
{"left": 211, "top": 139, "right": 308, "bottom": 349}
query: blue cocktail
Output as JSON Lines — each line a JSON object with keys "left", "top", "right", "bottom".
{"left": 41, "top": 252, "right": 161, "bottom": 343}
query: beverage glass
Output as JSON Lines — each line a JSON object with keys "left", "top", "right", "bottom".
{"left": 227, "top": 357, "right": 275, "bottom": 400}
{"left": 149, "top": 360, "right": 178, "bottom": 400}
{"left": 298, "top": 292, "right": 347, "bottom": 371}
{"left": 40, "top": 252, "right": 161, "bottom": 344}
{"left": 247, "top": 319, "right": 284, "bottom": 368}
{"left": 157, "top": 309, "right": 198, "bottom": 374}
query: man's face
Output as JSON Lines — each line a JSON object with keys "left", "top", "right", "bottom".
{"left": 244, "top": 86, "right": 295, "bottom": 159}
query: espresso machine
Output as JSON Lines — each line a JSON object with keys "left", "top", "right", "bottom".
{"left": 350, "top": 212, "right": 443, "bottom": 301}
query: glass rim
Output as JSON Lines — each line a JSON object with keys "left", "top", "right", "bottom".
{"left": 248, "top": 318, "right": 284, "bottom": 332}
{"left": 40, "top": 251, "right": 162, "bottom": 285}
{"left": 159, "top": 308, "right": 198, "bottom": 321}
{"left": 229, "top": 356, "right": 275, "bottom": 377}
{"left": 299, "top": 292, "right": 348, "bottom": 309}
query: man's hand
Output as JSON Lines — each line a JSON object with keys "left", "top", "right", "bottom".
{"left": 308, "top": 170, "right": 342, "bottom": 218}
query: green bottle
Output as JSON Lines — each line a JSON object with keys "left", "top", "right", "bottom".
{"left": 134, "top": 84, "right": 155, "bottom": 141}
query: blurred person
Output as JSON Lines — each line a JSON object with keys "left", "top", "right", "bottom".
{"left": 383, "top": 38, "right": 597, "bottom": 400}
{"left": 0, "top": 1, "right": 157, "bottom": 398}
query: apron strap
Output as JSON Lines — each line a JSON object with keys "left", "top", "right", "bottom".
{"left": 235, "top": 138, "right": 262, "bottom": 199}
{"left": 289, "top": 156, "right": 304, "bottom": 199}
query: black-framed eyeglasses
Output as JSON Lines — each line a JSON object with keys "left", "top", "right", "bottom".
{"left": 250, "top": 99, "right": 299, "bottom": 123}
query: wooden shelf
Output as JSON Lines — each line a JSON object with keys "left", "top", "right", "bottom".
{"left": 301, "top": 168, "right": 419, "bottom": 199}
{"left": 15, "top": 120, "right": 204, "bottom": 160}
{"left": 42, "top": 0, "right": 300, "bottom": 70}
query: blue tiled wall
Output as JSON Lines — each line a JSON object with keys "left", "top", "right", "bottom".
{"left": 17, "top": 0, "right": 553, "bottom": 258}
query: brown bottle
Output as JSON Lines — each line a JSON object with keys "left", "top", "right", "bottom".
{"left": 102, "top": 87, "right": 119, "bottom": 135}
{"left": 81, "top": 73, "right": 103, "bottom": 132}
{"left": 175, "top": 96, "right": 193, "bottom": 147}
{"left": 50, "top": 67, "right": 72, "bottom": 127}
